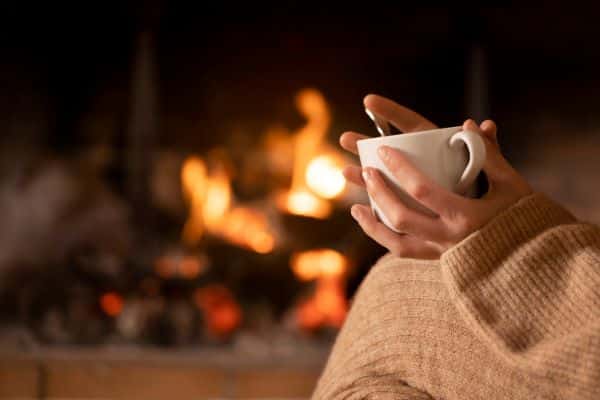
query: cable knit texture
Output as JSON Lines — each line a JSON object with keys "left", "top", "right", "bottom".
{"left": 311, "top": 193, "right": 600, "bottom": 399}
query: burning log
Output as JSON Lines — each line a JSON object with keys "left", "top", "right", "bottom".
{"left": 181, "top": 152, "right": 276, "bottom": 254}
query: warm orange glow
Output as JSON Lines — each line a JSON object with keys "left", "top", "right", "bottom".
{"left": 202, "top": 165, "right": 232, "bottom": 230}
{"left": 181, "top": 157, "right": 208, "bottom": 244}
{"left": 305, "top": 154, "right": 346, "bottom": 199}
{"left": 154, "top": 255, "right": 206, "bottom": 279}
{"left": 278, "top": 189, "right": 332, "bottom": 219}
{"left": 193, "top": 285, "right": 242, "bottom": 338}
{"left": 220, "top": 207, "right": 276, "bottom": 254}
{"left": 290, "top": 89, "right": 331, "bottom": 191}
{"left": 154, "top": 256, "right": 174, "bottom": 278}
{"left": 100, "top": 292, "right": 124, "bottom": 317}
{"left": 181, "top": 156, "right": 276, "bottom": 253}
{"left": 292, "top": 248, "right": 349, "bottom": 332}
{"left": 291, "top": 249, "right": 348, "bottom": 281}
{"left": 297, "top": 277, "right": 348, "bottom": 331}
{"left": 278, "top": 88, "right": 340, "bottom": 218}
{"left": 179, "top": 257, "right": 203, "bottom": 279}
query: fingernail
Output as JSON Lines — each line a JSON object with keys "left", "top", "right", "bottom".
{"left": 378, "top": 146, "right": 390, "bottom": 160}
{"left": 350, "top": 205, "right": 361, "bottom": 220}
{"left": 361, "top": 168, "right": 371, "bottom": 182}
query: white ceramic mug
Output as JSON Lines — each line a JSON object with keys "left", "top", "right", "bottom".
{"left": 357, "top": 126, "right": 486, "bottom": 233}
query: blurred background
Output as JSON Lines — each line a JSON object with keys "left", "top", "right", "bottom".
{"left": 1, "top": 2, "right": 599, "bottom": 398}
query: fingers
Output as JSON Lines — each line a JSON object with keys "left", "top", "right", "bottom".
{"left": 363, "top": 94, "right": 437, "bottom": 133}
{"left": 361, "top": 167, "right": 449, "bottom": 243}
{"left": 463, "top": 119, "right": 511, "bottom": 184}
{"left": 340, "top": 131, "right": 368, "bottom": 155}
{"left": 377, "top": 146, "right": 465, "bottom": 217}
{"left": 350, "top": 204, "right": 442, "bottom": 259}
{"left": 342, "top": 165, "right": 365, "bottom": 187}
{"left": 464, "top": 118, "right": 499, "bottom": 148}
{"left": 480, "top": 119, "right": 499, "bottom": 146}
{"left": 462, "top": 118, "right": 481, "bottom": 134}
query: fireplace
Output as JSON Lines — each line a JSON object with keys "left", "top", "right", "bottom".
{"left": 3, "top": 3, "right": 600, "bottom": 398}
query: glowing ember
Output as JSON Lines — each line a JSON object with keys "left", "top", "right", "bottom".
{"left": 181, "top": 156, "right": 276, "bottom": 253}
{"left": 291, "top": 249, "right": 348, "bottom": 281}
{"left": 100, "top": 292, "right": 124, "bottom": 317}
{"left": 193, "top": 285, "right": 242, "bottom": 338}
{"left": 305, "top": 155, "right": 346, "bottom": 199}
{"left": 179, "top": 257, "right": 203, "bottom": 279}
{"left": 154, "top": 255, "right": 206, "bottom": 279}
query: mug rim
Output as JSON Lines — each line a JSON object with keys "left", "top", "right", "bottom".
{"left": 357, "top": 125, "right": 462, "bottom": 145}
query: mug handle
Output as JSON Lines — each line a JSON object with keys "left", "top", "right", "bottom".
{"left": 449, "top": 130, "right": 487, "bottom": 194}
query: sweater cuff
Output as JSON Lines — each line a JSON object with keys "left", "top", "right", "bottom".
{"left": 441, "top": 193, "right": 576, "bottom": 287}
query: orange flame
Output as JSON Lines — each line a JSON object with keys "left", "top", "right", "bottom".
{"left": 100, "top": 292, "right": 124, "bottom": 317}
{"left": 290, "top": 248, "right": 349, "bottom": 331}
{"left": 219, "top": 207, "right": 275, "bottom": 254}
{"left": 181, "top": 155, "right": 275, "bottom": 253}
{"left": 291, "top": 248, "right": 348, "bottom": 281}
{"left": 297, "top": 277, "right": 348, "bottom": 331}
{"left": 181, "top": 156, "right": 209, "bottom": 243}
{"left": 278, "top": 89, "right": 345, "bottom": 219}
{"left": 305, "top": 154, "right": 346, "bottom": 199}
{"left": 193, "top": 285, "right": 242, "bottom": 339}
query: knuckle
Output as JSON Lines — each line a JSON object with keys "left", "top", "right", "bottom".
{"left": 408, "top": 182, "right": 430, "bottom": 200}
{"left": 389, "top": 210, "right": 409, "bottom": 231}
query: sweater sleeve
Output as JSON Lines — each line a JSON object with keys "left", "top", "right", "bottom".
{"left": 440, "top": 193, "right": 600, "bottom": 394}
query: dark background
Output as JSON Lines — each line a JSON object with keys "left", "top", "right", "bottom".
{"left": 3, "top": 3, "right": 599, "bottom": 159}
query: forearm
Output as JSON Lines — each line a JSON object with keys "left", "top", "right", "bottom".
{"left": 440, "top": 193, "right": 600, "bottom": 396}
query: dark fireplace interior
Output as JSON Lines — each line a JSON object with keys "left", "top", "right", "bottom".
{"left": 1, "top": 3, "right": 600, "bottom": 398}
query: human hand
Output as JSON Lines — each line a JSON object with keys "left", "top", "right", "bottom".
{"left": 342, "top": 94, "right": 533, "bottom": 259}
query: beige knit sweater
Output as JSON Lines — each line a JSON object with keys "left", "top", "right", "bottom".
{"left": 312, "top": 193, "right": 600, "bottom": 399}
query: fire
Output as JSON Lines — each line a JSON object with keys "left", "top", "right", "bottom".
{"left": 290, "top": 89, "right": 331, "bottom": 193}
{"left": 280, "top": 189, "right": 331, "bottom": 219}
{"left": 278, "top": 89, "right": 345, "bottom": 219}
{"left": 219, "top": 207, "right": 275, "bottom": 254}
{"left": 181, "top": 155, "right": 275, "bottom": 253}
{"left": 297, "top": 278, "right": 348, "bottom": 331}
{"left": 291, "top": 248, "right": 348, "bottom": 281}
{"left": 291, "top": 249, "right": 349, "bottom": 331}
{"left": 100, "top": 292, "right": 124, "bottom": 317}
{"left": 193, "top": 285, "right": 242, "bottom": 339}
{"left": 305, "top": 155, "right": 346, "bottom": 199}
{"left": 181, "top": 156, "right": 209, "bottom": 243}
{"left": 201, "top": 164, "right": 232, "bottom": 231}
